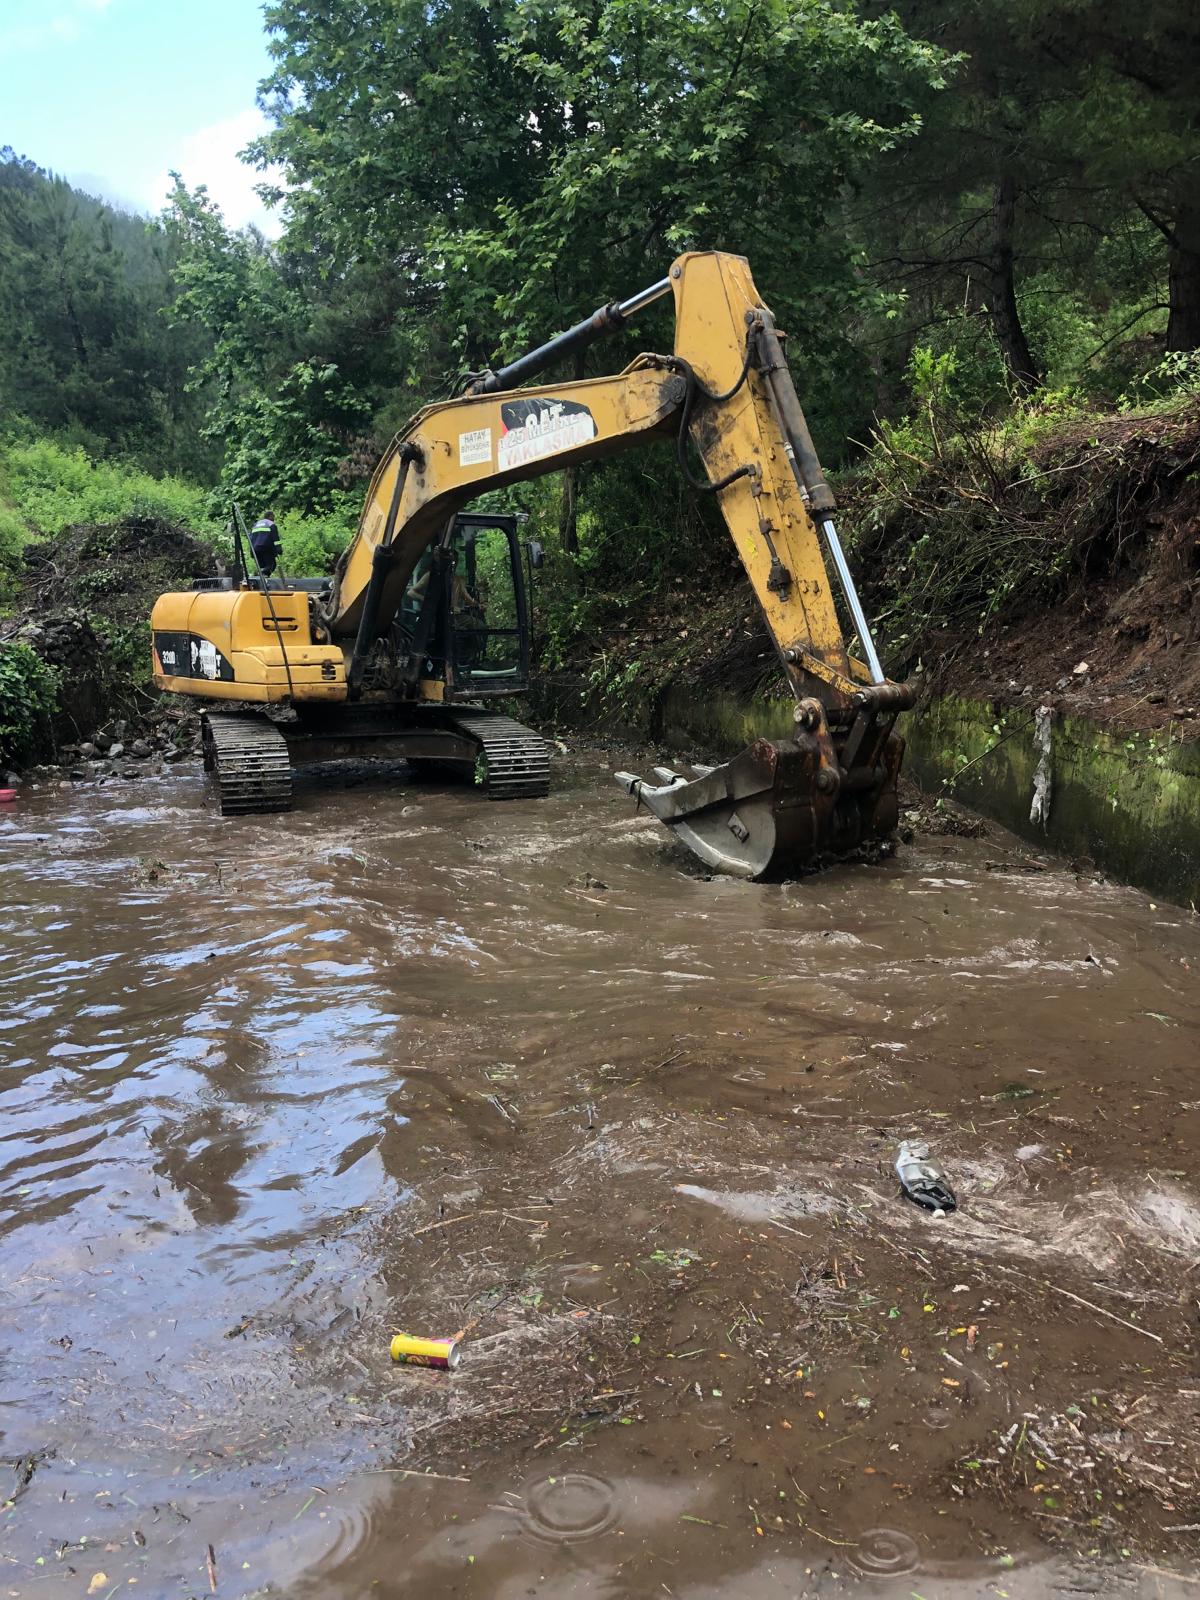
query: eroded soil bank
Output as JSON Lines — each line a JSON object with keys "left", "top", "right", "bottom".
{"left": 2, "top": 751, "right": 1200, "bottom": 1599}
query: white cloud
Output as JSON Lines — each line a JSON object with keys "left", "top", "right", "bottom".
{"left": 64, "top": 170, "right": 142, "bottom": 213}
{"left": 148, "top": 108, "right": 285, "bottom": 237}
{"left": 0, "top": 0, "right": 114, "bottom": 58}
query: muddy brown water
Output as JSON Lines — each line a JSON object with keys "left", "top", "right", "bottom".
{"left": 2, "top": 751, "right": 1200, "bottom": 1600}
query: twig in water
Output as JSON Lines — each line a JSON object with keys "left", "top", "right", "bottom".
{"left": 372, "top": 1468, "right": 472, "bottom": 1483}
{"left": 802, "top": 1522, "right": 856, "bottom": 1547}
{"left": 991, "top": 1262, "right": 1164, "bottom": 1344}
{"left": 769, "top": 1215, "right": 810, "bottom": 1239}
{"left": 410, "top": 1210, "right": 499, "bottom": 1238}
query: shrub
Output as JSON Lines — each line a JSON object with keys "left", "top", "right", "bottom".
{"left": 0, "top": 641, "right": 59, "bottom": 767}
{"left": 3, "top": 439, "right": 220, "bottom": 538}
{"left": 0, "top": 500, "right": 29, "bottom": 599}
{"left": 277, "top": 501, "right": 359, "bottom": 576}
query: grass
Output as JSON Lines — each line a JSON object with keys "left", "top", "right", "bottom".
{"left": 0, "top": 437, "right": 361, "bottom": 586}
{"left": 2, "top": 438, "right": 221, "bottom": 540}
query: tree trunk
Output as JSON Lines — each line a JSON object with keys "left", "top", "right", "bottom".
{"left": 64, "top": 290, "right": 89, "bottom": 369}
{"left": 1166, "top": 199, "right": 1200, "bottom": 352}
{"left": 559, "top": 464, "right": 580, "bottom": 557}
{"left": 989, "top": 172, "right": 1039, "bottom": 393}
{"left": 558, "top": 348, "right": 587, "bottom": 557}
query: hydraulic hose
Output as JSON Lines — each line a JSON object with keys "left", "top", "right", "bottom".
{"left": 466, "top": 278, "right": 672, "bottom": 395}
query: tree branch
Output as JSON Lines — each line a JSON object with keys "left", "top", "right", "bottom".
{"left": 1134, "top": 195, "right": 1179, "bottom": 250}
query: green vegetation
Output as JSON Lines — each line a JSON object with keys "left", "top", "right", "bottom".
{"left": 0, "top": 150, "right": 215, "bottom": 478}
{"left": 0, "top": 437, "right": 358, "bottom": 598}
{"left": 3, "top": 439, "right": 217, "bottom": 540}
{"left": 845, "top": 349, "right": 1200, "bottom": 664}
{"left": 1, "top": 0, "right": 1198, "bottom": 708}
{"left": 0, "top": 641, "right": 58, "bottom": 768}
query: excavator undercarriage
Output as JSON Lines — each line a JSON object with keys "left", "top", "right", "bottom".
{"left": 151, "top": 249, "right": 916, "bottom": 879}
{"left": 199, "top": 703, "right": 551, "bottom": 816}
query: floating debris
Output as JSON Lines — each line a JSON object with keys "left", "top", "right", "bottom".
{"left": 895, "top": 1140, "right": 957, "bottom": 1214}
{"left": 390, "top": 1334, "right": 462, "bottom": 1370}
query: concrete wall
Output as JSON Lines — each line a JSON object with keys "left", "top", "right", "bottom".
{"left": 649, "top": 684, "right": 1200, "bottom": 908}
{"left": 902, "top": 695, "right": 1200, "bottom": 907}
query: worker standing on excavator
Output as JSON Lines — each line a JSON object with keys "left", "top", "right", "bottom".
{"left": 250, "top": 512, "right": 282, "bottom": 578}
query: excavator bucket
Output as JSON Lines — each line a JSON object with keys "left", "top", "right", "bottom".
{"left": 615, "top": 726, "right": 905, "bottom": 880}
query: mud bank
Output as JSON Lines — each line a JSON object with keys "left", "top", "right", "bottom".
{"left": 0, "top": 513, "right": 215, "bottom": 770}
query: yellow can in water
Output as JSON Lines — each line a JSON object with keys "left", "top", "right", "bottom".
{"left": 390, "top": 1333, "right": 461, "bottom": 1370}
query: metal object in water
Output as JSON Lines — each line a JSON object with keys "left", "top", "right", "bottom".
{"left": 390, "top": 1333, "right": 462, "bottom": 1369}
{"left": 615, "top": 710, "right": 907, "bottom": 881}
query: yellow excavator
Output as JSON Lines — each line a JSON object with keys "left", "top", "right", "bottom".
{"left": 151, "top": 250, "right": 914, "bottom": 878}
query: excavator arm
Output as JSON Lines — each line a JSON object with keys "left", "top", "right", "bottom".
{"left": 320, "top": 250, "right": 914, "bottom": 874}
{"left": 151, "top": 248, "right": 913, "bottom": 876}
{"left": 326, "top": 365, "right": 683, "bottom": 668}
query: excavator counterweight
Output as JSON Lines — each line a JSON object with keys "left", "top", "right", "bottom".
{"left": 150, "top": 249, "right": 914, "bottom": 877}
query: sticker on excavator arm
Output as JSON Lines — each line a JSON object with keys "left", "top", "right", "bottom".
{"left": 459, "top": 427, "right": 492, "bottom": 467}
{"left": 498, "top": 398, "right": 595, "bottom": 471}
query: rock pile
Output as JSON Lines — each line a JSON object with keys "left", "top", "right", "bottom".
{"left": 14, "top": 608, "right": 109, "bottom": 734}
{"left": 9, "top": 703, "right": 204, "bottom": 790}
{"left": 0, "top": 511, "right": 221, "bottom": 782}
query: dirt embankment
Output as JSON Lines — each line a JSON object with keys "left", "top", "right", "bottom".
{"left": 0, "top": 513, "right": 217, "bottom": 778}
{"left": 553, "top": 399, "right": 1200, "bottom": 741}
{"left": 868, "top": 402, "right": 1200, "bottom": 735}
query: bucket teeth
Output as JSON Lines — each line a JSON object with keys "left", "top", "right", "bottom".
{"left": 618, "top": 761, "right": 719, "bottom": 793}
{"left": 615, "top": 767, "right": 688, "bottom": 798}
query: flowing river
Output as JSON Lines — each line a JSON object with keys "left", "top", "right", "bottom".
{"left": 2, "top": 750, "right": 1200, "bottom": 1598}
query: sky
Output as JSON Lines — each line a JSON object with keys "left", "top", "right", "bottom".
{"left": 1, "top": 0, "right": 283, "bottom": 233}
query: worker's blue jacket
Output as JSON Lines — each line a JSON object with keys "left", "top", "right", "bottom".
{"left": 250, "top": 518, "right": 280, "bottom": 569}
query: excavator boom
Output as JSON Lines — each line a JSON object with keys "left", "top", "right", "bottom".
{"left": 151, "top": 249, "right": 913, "bottom": 876}
{"left": 329, "top": 253, "right": 876, "bottom": 701}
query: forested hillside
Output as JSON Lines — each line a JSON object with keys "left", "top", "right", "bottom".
{"left": 0, "top": 151, "right": 215, "bottom": 476}
{"left": 2, "top": 0, "right": 1198, "bottom": 763}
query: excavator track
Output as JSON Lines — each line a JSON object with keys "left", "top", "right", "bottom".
{"left": 201, "top": 712, "right": 293, "bottom": 816}
{"left": 451, "top": 712, "right": 550, "bottom": 801}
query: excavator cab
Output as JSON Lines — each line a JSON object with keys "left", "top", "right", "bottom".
{"left": 451, "top": 514, "right": 531, "bottom": 693}
{"left": 396, "top": 513, "right": 533, "bottom": 695}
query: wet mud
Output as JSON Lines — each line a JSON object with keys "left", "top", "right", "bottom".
{"left": 2, "top": 750, "right": 1199, "bottom": 1599}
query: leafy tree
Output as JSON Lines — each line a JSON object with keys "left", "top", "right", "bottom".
{"left": 1059, "top": 0, "right": 1200, "bottom": 352}
{"left": 164, "top": 181, "right": 370, "bottom": 515}
{"left": 251, "top": 0, "right": 951, "bottom": 552}
{"left": 859, "top": 0, "right": 1200, "bottom": 410}
{"left": 256, "top": 0, "right": 949, "bottom": 343}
